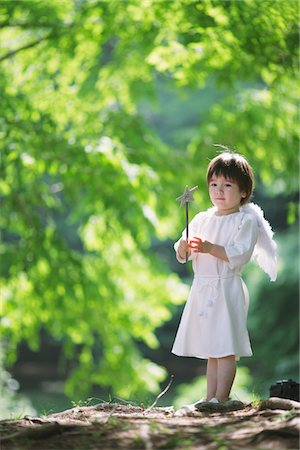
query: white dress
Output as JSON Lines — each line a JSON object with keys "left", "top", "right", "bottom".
{"left": 172, "top": 208, "right": 259, "bottom": 359}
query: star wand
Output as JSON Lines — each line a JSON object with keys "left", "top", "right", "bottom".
{"left": 176, "top": 185, "right": 198, "bottom": 262}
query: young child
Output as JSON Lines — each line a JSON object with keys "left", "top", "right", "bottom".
{"left": 172, "top": 151, "right": 277, "bottom": 408}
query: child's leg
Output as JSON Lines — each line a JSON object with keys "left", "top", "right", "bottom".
{"left": 206, "top": 357, "right": 218, "bottom": 400}
{"left": 215, "top": 355, "right": 236, "bottom": 402}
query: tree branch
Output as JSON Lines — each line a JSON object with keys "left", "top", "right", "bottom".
{"left": 146, "top": 375, "right": 174, "bottom": 411}
{"left": 0, "top": 32, "right": 54, "bottom": 63}
{"left": 0, "top": 20, "right": 75, "bottom": 29}
{"left": 0, "top": 21, "right": 53, "bottom": 28}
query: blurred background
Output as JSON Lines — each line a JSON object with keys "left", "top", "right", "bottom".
{"left": 0, "top": 0, "right": 299, "bottom": 418}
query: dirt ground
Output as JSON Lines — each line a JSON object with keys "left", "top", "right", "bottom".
{"left": 0, "top": 398, "right": 299, "bottom": 449}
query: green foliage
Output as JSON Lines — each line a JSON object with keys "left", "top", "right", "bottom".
{"left": 0, "top": 0, "right": 298, "bottom": 402}
{"left": 188, "top": 78, "right": 299, "bottom": 194}
{"left": 247, "top": 226, "right": 299, "bottom": 393}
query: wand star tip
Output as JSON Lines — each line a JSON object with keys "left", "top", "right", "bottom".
{"left": 176, "top": 185, "right": 198, "bottom": 207}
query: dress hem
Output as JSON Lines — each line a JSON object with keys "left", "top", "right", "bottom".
{"left": 171, "top": 350, "right": 252, "bottom": 359}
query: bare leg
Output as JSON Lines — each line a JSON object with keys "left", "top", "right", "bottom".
{"left": 215, "top": 355, "right": 236, "bottom": 402}
{"left": 206, "top": 358, "right": 218, "bottom": 400}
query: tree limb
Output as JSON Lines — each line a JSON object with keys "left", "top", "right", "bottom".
{"left": 0, "top": 33, "right": 53, "bottom": 63}
{"left": 259, "top": 397, "right": 300, "bottom": 411}
{"left": 0, "top": 21, "right": 54, "bottom": 28}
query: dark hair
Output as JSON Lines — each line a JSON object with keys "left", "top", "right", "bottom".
{"left": 206, "top": 151, "right": 254, "bottom": 205}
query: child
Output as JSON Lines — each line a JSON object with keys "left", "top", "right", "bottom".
{"left": 172, "top": 151, "right": 277, "bottom": 408}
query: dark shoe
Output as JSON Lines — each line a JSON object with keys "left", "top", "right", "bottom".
{"left": 196, "top": 398, "right": 245, "bottom": 412}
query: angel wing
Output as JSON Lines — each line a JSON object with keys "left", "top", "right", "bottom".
{"left": 241, "top": 203, "right": 277, "bottom": 281}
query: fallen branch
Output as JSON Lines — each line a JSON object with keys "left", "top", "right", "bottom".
{"left": 258, "top": 397, "right": 300, "bottom": 411}
{"left": 146, "top": 375, "right": 174, "bottom": 411}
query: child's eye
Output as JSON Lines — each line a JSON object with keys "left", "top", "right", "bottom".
{"left": 225, "top": 183, "right": 232, "bottom": 187}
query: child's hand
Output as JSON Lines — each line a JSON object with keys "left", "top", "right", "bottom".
{"left": 178, "top": 239, "right": 191, "bottom": 259}
{"left": 189, "top": 236, "right": 203, "bottom": 252}
{"left": 190, "top": 237, "right": 212, "bottom": 254}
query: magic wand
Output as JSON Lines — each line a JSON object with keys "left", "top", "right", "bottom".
{"left": 176, "top": 185, "right": 198, "bottom": 262}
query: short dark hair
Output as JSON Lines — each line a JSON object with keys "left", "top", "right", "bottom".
{"left": 206, "top": 151, "right": 254, "bottom": 205}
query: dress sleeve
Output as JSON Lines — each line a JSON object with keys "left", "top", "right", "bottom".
{"left": 224, "top": 215, "right": 258, "bottom": 269}
{"left": 174, "top": 213, "right": 200, "bottom": 264}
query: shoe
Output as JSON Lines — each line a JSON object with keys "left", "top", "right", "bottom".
{"left": 195, "top": 398, "right": 245, "bottom": 412}
{"left": 175, "top": 398, "right": 207, "bottom": 415}
{"left": 193, "top": 398, "right": 208, "bottom": 407}
{"left": 195, "top": 397, "right": 220, "bottom": 411}
{"left": 223, "top": 399, "right": 245, "bottom": 409}
{"left": 208, "top": 397, "right": 220, "bottom": 404}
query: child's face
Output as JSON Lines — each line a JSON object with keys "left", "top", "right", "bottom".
{"left": 208, "top": 175, "right": 246, "bottom": 215}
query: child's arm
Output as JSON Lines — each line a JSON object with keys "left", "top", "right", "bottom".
{"left": 203, "top": 242, "right": 229, "bottom": 262}
{"left": 189, "top": 238, "right": 229, "bottom": 262}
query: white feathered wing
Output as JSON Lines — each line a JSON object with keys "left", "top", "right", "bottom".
{"left": 241, "top": 203, "right": 278, "bottom": 281}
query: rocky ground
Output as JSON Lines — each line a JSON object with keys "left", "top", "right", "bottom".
{"left": 0, "top": 398, "right": 299, "bottom": 449}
